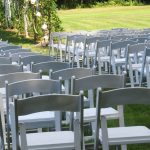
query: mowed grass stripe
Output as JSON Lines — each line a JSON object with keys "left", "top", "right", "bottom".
{"left": 59, "top": 6, "right": 150, "bottom": 31}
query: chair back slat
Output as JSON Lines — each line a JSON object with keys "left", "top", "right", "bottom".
{"left": 101, "top": 87, "right": 150, "bottom": 108}
{"left": 0, "top": 64, "right": 23, "bottom": 74}
{"left": 31, "top": 61, "right": 70, "bottom": 73}
{"left": 16, "top": 94, "right": 82, "bottom": 116}
{"left": 20, "top": 55, "right": 54, "bottom": 65}
{"left": 72, "top": 74, "right": 125, "bottom": 93}
{"left": 7, "top": 79, "right": 61, "bottom": 96}
{"left": 51, "top": 68, "right": 93, "bottom": 80}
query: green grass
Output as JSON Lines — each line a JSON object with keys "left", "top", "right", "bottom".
{"left": 58, "top": 6, "right": 150, "bottom": 31}
{"left": 0, "top": 29, "right": 49, "bottom": 55}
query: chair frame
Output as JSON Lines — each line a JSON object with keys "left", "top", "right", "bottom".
{"left": 10, "top": 93, "right": 84, "bottom": 150}
{"left": 94, "top": 87, "right": 150, "bottom": 150}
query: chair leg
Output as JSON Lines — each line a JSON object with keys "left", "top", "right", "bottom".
{"left": 128, "top": 60, "right": 134, "bottom": 87}
{"left": 104, "top": 62, "right": 108, "bottom": 72}
{"left": 135, "top": 70, "right": 139, "bottom": 85}
{"left": 117, "top": 66, "right": 121, "bottom": 75}
{"left": 121, "top": 145, "right": 127, "bottom": 150}
{"left": 112, "top": 63, "right": 117, "bottom": 75}
{"left": 0, "top": 94, "right": 6, "bottom": 145}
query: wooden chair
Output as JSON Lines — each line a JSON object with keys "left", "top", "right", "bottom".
{"left": 31, "top": 61, "right": 70, "bottom": 79}
{"left": 0, "top": 57, "right": 12, "bottom": 64}
{"left": 110, "top": 40, "right": 137, "bottom": 75}
{"left": 94, "top": 87, "right": 150, "bottom": 150}
{"left": 71, "top": 74, "right": 126, "bottom": 150}
{"left": 6, "top": 79, "right": 61, "bottom": 149}
{"left": 10, "top": 93, "right": 84, "bottom": 150}
{"left": 11, "top": 52, "right": 41, "bottom": 63}
{"left": 20, "top": 55, "right": 54, "bottom": 72}
{"left": 3, "top": 48, "right": 31, "bottom": 57}
{"left": 126, "top": 43, "right": 150, "bottom": 87}
{"left": 0, "top": 72, "right": 40, "bottom": 149}
{"left": 0, "top": 45, "right": 22, "bottom": 51}
{"left": 94, "top": 39, "right": 116, "bottom": 74}
{"left": 82, "top": 36, "right": 108, "bottom": 68}
{"left": 50, "top": 67, "right": 94, "bottom": 106}
{"left": 0, "top": 64, "right": 23, "bottom": 75}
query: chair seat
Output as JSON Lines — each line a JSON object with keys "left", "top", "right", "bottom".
{"left": 12, "top": 62, "right": 18, "bottom": 65}
{"left": 26, "top": 131, "right": 74, "bottom": 149}
{"left": 59, "top": 44, "right": 66, "bottom": 51}
{"left": 73, "top": 48, "right": 84, "bottom": 55}
{"left": 114, "top": 58, "right": 126, "bottom": 64}
{"left": 87, "top": 50, "right": 96, "bottom": 57}
{"left": 99, "top": 126, "right": 150, "bottom": 145}
{"left": 0, "top": 88, "right": 5, "bottom": 95}
{"left": 19, "top": 111, "right": 55, "bottom": 124}
{"left": 48, "top": 43, "right": 58, "bottom": 49}
{"left": 100, "top": 56, "right": 110, "bottom": 62}
{"left": 75, "top": 107, "right": 118, "bottom": 122}
{"left": 129, "top": 53, "right": 143, "bottom": 58}
{"left": 132, "top": 63, "right": 142, "bottom": 70}
{"left": 42, "top": 75, "right": 49, "bottom": 80}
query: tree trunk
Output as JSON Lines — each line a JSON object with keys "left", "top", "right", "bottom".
{"left": 4, "top": 0, "right": 11, "bottom": 28}
{"left": 24, "top": 2, "right": 29, "bottom": 38}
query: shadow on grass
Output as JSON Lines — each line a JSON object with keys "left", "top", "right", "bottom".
{"left": 0, "top": 29, "right": 35, "bottom": 45}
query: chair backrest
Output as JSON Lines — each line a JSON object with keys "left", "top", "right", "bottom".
{"left": 64, "top": 34, "right": 85, "bottom": 62}
{"left": 31, "top": 61, "right": 70, "bottom": 73}
{"left": 6, "top": 79, "right": 61, "bottom": 97}
{"left": 50, "top": 67, "right": 94, "bottom": 80}
{"left": 0, "top": 64, "right": 23, "bottom": 74}
{"left": 129, "top": 37, "right": 150, "bottom": 43}
{"left": 94, "top": 87, "right": 150, "bottom": 150}
{"left": 20, "top": 55, "right": 54, "bottom": 66}
{"left": 71, "top": 35, "right": 86, "bottom": 67}
{"left": 110, "top": 40, "right": 138, "bottom": 60}
{"left": 6, "top": 79, "right": 61, "bottom": 148}
{"left": 0, "top": 45, "right": 22, "bottom": 51}
{"left": 83, "top": 36, "right": 108, "bottom": 66}
{"left": 10, "top": 93, "right": 83, "bottom": 150}
{"left": 50, "top": 67, "right": 94, "bottom": 94}
{"left": 126, "top": 43, "right": 150, "bottom": 68}
{"left": 127, "top": 43, "right": 150, "bottom": 54}
{"left": 11, "top": 52, "right": 41, "bottom": 62}
{"left": 3, "top": 48, "right": 31, "bottom": 57}
{"left": 0, "top": 57, "right": 12, "bottom": 64}
{"left": 72, "top": 74, "right": 125, "bottom": 93}
{"left": 94, "top": 39, "right": 117, "bottom": 73}
{"left": 0, "top": 72, "right": 40, "bottom": 88}
{"left": 110, "top": 35, "right": 132, "bottom": 41}
{"left": 71, "top": 74, "right": 125, "bottom": 107}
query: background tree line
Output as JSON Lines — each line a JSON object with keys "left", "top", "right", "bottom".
{"left": 57, "top": 0, "right": 150, "bottom": 9}
{"left": 0, "top": 0, "right": 149, "bottom": 43}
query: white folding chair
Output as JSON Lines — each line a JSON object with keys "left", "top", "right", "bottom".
{"left": 95, "top": 87, "right": 150, "bottom": 150}
{"left": 10, "top": 93, "right": 84, "bottom": 150}
{"left": 71, "top": 74, "right": 126, "bottom": 150}
{"left": 6, "top": 79, "right": 61, "bottom": 149}
{"left": 126, "top": 43, "right": 150, "bottom": 87}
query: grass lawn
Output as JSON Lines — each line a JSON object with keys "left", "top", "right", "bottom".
{"left": 1, "top": 6, "right": 150, "bottom": 150}
{"left": 59, "top": 6, "right": 150, "bottom": 31}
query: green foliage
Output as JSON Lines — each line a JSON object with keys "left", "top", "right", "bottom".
{"left": 40, "top": 0, "right": 63, "bottom": 32}
{"left": 57, "top": 0, "right": 144, "bottom": 9}
{"left": 0, "top": 0, "right": 5, "bottom": 28}
{"left": 107, "top": 0, "right": 143, "bottom": 6}
{"left": 0, "top": 0, "right": 62, "bottom": 42}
